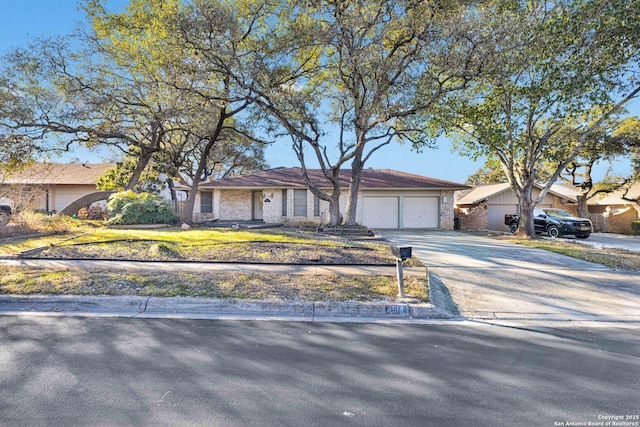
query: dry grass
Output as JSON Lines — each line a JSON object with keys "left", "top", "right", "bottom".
{"left": 1, "top": 220, "right": 427, "bottom": 301}
{"left": 0, "top": 266, "right": 429, "bottom": 302}
{"left": 0, "top": 212, "right": 85, "bottom": 239}
{"left": 498, "top": 236, "right": 640, "bottom": 271}
{"left": 0, "top": 225, "right": 405, "bottom": 265}
{"left": 31, "top": 240, "right": 398, "bottom": 265}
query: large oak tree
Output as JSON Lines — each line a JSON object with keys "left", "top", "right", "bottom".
{"left": 437, "top": 0, "right": 640, "bottom": 237}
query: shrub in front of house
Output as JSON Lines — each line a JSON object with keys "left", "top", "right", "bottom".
{"left": 632, "top": 221, "right": 640, "bottom": 235}
{"left": 0, "top": 211, "right": 80, "bottom": 238}
{"left": 107, "top": 191, "right": 179, "bottom": 225}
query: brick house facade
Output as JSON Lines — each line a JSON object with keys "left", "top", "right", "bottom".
{"left": 195, "top": 168, "right": 466, "bottom": 229}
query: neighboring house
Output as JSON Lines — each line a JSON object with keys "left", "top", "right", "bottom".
{"left": 587, "top": 183, "right": 640, "bottom": 234}
{"left": 194, "top": 167, "right": 468, "bottom": 229}
{"left": 455, "top": 183, "right": 579, "bottom": 232}
{"left": 0, "top": 163, "right": 114, "bottom": 213}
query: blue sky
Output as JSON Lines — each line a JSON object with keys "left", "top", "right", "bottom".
{"left": 1, "top": 0, "right": 637, "bottom": 184}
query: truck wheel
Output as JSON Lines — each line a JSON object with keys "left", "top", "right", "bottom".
{"left": 509, "top": 222, "right": 518, "bottom": 233}
{"left": 0, "top": 211, "right": 9, "bottom": 226}
{"left": 547, "top": 225, "right": 561, "bottom": 238}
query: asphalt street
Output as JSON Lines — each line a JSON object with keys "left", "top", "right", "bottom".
{"left": 1, "top": 317, "right": 639, "bottom": 427}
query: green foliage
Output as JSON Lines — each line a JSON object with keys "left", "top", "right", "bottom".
{"left": 107, "top": 191, "right": 179, "bottom": 225}
{"left": 466, "top": 158, "right": 506, "bottom": 185}
{"left": 96, "top": 156, "right": 166, "bottom": 193}
{"left": 437, "top": 0, "right": 640, "bottom": 237}
{"left": 632, "top": 221, "right": 640, "bottom": 235}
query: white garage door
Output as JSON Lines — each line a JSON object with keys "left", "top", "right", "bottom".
{"left": 402, "top": 197, "right": 439, "bottom": 228}
{"left": 54, "top": 188, "right": 96, "bottom": 212}
{"left": 488, "top": 204, "right": 518, "bottom": 232}
{"left": 363, "top": 197, "right": 399, "bottom": 228}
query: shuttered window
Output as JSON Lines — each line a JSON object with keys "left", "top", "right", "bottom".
{"left": 200, "top": 191, "right": 213, "bottom": 214}
{"left": 281, "top": 189, "right": 288, "bottom": 216}
{"left": 293, "top": 189, "right": 307, "bottom": 217}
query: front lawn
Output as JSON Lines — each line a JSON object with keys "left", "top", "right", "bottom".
{"left": 1, "top": 227, "right": 401, "bottom": 265}
{"left": 0, "top": 267, "right": 428, "bottom": 301}
{"left": 0, "top": 224, "right": 428, "bottom": 301}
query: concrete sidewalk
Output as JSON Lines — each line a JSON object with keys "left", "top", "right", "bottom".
{"left": 381, "top": 231, "right": 640, "bottom": 322}
{"left": 0, "top": 259, "right": 447, "bottom": 321}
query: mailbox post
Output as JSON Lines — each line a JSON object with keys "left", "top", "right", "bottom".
{"left": 392, "top": 246, "right": 412, "bottom": 297}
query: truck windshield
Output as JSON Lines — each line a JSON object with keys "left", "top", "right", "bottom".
{"left": 543, "top": 209, "right": 573, "bottom": 218}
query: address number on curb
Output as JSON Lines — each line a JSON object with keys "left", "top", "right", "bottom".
{"left": 385, "top": 305, "right": 408, "bottom": 315}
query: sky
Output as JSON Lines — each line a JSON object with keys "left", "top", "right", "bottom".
{"left": 1, "top": 0, "right": 637, "bottom": 184}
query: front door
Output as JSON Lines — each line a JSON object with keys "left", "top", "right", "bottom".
{"left": 253, "top": 191, "right": 263, "bottom": 220}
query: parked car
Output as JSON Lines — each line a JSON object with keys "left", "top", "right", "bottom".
{"left": 0, "top": 197, "right": 13, "bottom": 225}
{"left": 505, "top": 208, "right": 592, "bottom": 239}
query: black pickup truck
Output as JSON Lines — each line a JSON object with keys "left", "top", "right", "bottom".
{"left": 505, "top": 208, "right": 592, "bottom": 239}
{"left": 0, "top": 197, "right": 13, "bottom": 225}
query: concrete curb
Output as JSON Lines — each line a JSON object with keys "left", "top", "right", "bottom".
{"left": 0, "top": 258, "right": 455, "bottom": 322}
{"left": 0, "top": 293, "right": 453, "bottom": 321}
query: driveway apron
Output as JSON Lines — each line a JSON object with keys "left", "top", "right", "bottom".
{"left": 380, "top": 231, "right": 640, "bottom": 321}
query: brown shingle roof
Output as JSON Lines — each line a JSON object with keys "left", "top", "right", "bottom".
{"left": 455, "top": 183, "right": 511, "bottom": 205}
{"left": 2, "top": 163, "right": 115, "bottom": 185}
{"left": 201, "top": 167, "right": 468, "bottom": 190}
{"left": 588, "top": 183, "right": 640, "bottom": 205}
{"left": 455, "top": 183, "right": 579, "bottom": 205}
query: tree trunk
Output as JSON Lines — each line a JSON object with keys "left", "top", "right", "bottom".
{"left": 184, "top": 181, "right": 200, "bottom": 225}
{"left": 343, "top": 153, "right": 364, "bottom": 227}
{"left": 576, "top": 194, "right": 589, "bottom": 218}
{"left": 328, "top": 189, "right": 341, "bottom": 226}
{"left": 183, "top": 107, "right": 228, "bottom": 225}
{"left": 516, "top": 184, "right": 537, "bottom": 238}
{"left": 167, "top": 179, "right": 177, "bottom": 201}
{"left": 306, "top": 172, "right": 342, "bottom": 226}
{"left": 124, "top": 150, "right": 154, "bottom": 191}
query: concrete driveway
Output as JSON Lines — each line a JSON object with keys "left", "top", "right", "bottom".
{"left": 380, "top": 231, "right": 640, "bottom": 321}
{"left": 568, "top": 232, "right": 640, "bottom": 253}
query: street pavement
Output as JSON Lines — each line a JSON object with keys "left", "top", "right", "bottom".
{"left": 2, "top": 316, "right": 639, "bottom": 427}
{"left": 380, "top": 231, "right": 640, "bottom": 322}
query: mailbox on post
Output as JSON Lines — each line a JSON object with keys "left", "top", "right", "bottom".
{"left": 391, "top": 246, "right": 412, "bottom": 261}
{"left": 391, "top": 246, "right": 412, "bottom": 297}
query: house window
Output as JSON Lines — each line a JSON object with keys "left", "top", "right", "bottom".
{"left": 281, "top": 189, "right": 288, "bottom": 216}
{"left": 201, "top": 191, "right": 213, "bottom": 214}
{"left": 293, "top": 189, "right": 307, "bottom": 217}
{"left": 314, "top": 195, "right": 320, "bottom": 217}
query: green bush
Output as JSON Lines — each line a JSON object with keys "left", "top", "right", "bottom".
{"left": 107, "top": 191, "right": 179, "bottom": 225}
{"left": 632, "top": 221, "right": 640, "bottom": 235}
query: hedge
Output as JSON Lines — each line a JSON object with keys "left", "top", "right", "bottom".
{"left": 107, "top": 191, "right": 179, "bottom": 225}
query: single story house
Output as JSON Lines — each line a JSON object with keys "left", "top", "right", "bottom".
{"left": 455, "top": 183, "right": 579, "bottom": 232}
{"left": 0, "top": 163, "right": 115, "bottom": 213}
{"left": 587, "top": 183, "right": 640, "bottom": 233}
{"left": 194, "top": 167, "right": 468, "bottom": 229}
